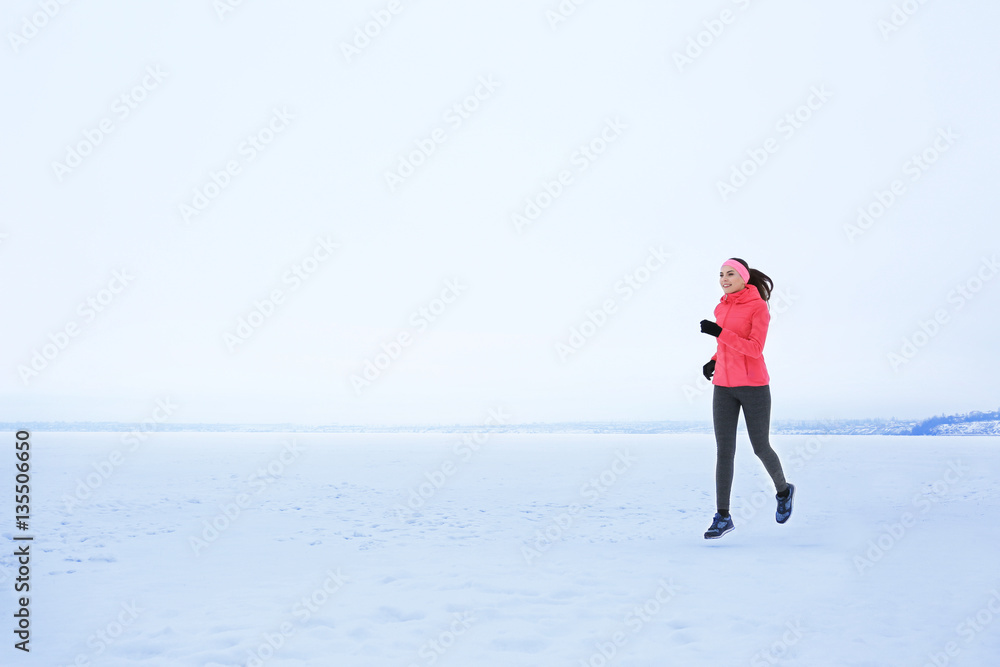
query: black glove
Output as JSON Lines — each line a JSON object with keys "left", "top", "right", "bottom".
{"left": 703, "top": 359, "right": 716, "bottom": 381}
{"left": 700, "top": 319, "right": 722, "bottom": 337}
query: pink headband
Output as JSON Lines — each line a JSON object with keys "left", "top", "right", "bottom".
{"left": 722, "top": 259, "right": 750, "bottom": 284}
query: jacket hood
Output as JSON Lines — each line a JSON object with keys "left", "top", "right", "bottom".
{"left": 720, "top": 284, "right": 762, "bottom": 304}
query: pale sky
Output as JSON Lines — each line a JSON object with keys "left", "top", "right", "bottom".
{"left": 2, "top": 1, "right": 998, "bottom": 425}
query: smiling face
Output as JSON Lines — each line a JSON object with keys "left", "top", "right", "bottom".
{"left": 719, "top": 264, "right": 746, "bottom": 294}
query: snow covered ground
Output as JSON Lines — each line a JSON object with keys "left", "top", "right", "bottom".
{"left": 5, "top": 432, "right": 999, "bottom": 666}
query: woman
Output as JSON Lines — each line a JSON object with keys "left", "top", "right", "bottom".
{"left": 699, "top": 258, "right": 793, "bottom": 539}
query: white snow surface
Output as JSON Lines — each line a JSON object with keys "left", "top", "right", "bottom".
{"left": 7, "top": 432, "right": 1000, "bottom": 666}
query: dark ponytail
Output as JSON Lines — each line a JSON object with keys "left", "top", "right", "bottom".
{"left": 729, "top": 257, "right": 773, "bottom": 303}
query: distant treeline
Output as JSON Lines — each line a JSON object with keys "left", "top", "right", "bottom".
{"left": 2, "top": 410, "right": 999, "bottom": 435}
{"left": 910, "top": 409, "right": 1000, "bottom": 435}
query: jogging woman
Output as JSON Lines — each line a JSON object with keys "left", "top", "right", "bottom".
{"left": 699, "top": 258, "right": 793, "bottom": 539}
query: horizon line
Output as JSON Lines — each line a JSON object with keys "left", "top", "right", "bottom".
{"left": 1, "top": 416, "right": 926, "bottom": 431}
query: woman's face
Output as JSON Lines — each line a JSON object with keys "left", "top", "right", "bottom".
{"left": 719, "top": 264, "right": 745, "bottom": 294}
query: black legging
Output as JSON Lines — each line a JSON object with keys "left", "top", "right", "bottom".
{"left": 713, "top": 384, "right": 788, "bottom": 513}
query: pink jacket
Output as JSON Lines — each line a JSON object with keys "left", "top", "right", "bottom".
{"left": 711, "top": 284, "right": 770, "bottom": 387}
